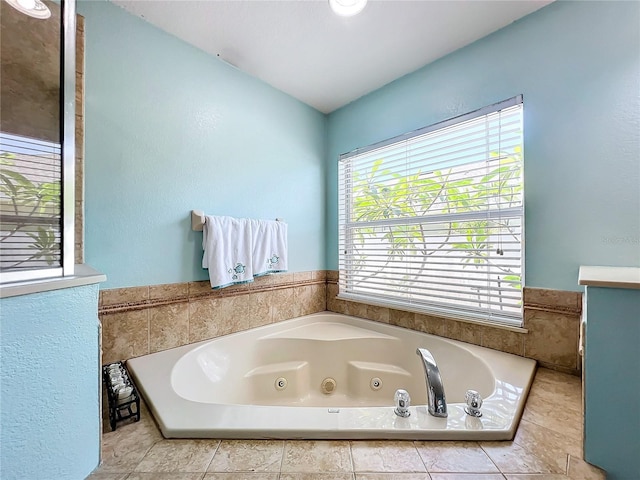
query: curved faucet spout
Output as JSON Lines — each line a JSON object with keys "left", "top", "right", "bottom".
{"left": 416, "top": 347, "right": 447, "bottom": 417}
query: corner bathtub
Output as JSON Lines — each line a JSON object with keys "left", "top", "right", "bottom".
{"left": 127, "top": 312, "right": 536, "bottom": 440}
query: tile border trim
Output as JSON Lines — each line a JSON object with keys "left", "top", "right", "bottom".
{"left": 99, "top": 273, "right": 326, "bottom": 315}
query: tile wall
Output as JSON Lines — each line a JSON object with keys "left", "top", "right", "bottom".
{"left": 99, "top": 272, "right": 327, "bottom": 364}
{"left": 100, "top": 271, "right": 581, "bottom": 375}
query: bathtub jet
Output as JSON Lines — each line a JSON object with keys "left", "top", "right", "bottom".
{"left": 127, "top": 312, "right": 536, "bottom": 440}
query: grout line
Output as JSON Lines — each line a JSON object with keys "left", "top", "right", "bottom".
{"left": 348, "top": 440, "right": 356, "bottom": 474}
{"left": 412, "top": 440, "right": 429, "bottom": 473}
{"left": 278, "top": 439, "right": 286, "bottom": 474}
{"left": 203, "top": 439, "right": 222, "bottom": 474}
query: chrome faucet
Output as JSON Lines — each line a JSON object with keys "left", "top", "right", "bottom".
{"left": 415, "top": 348, "right": 447, "bottom": 417}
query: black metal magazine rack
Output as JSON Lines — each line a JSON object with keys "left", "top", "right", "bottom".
{"left": 102, "top": 361, "right": 140, "bottom": 431}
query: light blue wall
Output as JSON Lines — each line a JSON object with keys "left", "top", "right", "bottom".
{"left": 0, "top": 285, "right": 101, "bottom": 480}
{"left": 326, "top": 0, "right": 640, "bottom": 291}
{"left": 78, "top": 0, "right": 327, "bottom": 289}
{"left": 584, "top": 286, "right": 640, "bottom": 479}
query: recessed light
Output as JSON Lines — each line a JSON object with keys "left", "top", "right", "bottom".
{"left": 4, "top": 0, "right": 51, "bottom": 19}
{"left": 329, "top": 0, "right": 367, "bottom": 17}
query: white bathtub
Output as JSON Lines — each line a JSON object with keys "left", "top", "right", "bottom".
{"left": 127, "top": 312, "right": 536, "bottom": 440}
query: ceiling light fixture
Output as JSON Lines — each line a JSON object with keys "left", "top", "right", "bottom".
{"left": 4, "top": 0, "right": 51, "bottom": 19}
{"left": 329, "top": 0, "right": 367, "bottom": 17}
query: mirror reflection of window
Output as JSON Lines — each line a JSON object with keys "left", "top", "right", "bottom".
{"left": 0, "top": 0, "right": 63, "bottom": 275}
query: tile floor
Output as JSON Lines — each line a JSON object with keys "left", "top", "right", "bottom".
{"left": 87, "top": 368, "right": 606, "bottom": 480}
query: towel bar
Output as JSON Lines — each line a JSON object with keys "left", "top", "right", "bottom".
{"left": 191, "top": 210, "right": 284, "bottom": 231}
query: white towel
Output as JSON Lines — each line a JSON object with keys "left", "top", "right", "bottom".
{"left": 202, "top": 215, "right": 254, "bottom": 289}
{"left": 252, "top": 219, "right": 288, "bottom": 277}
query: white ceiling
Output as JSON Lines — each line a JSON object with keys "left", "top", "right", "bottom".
{"left": 112, "top": 0, "right": 552, "bottom": 114}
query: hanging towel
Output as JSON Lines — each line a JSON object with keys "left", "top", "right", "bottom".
{"left": 252, "top": 219, "right": 288, "bottom": 277}
{"left": 202, "top": 215, "right": 254, "bottom": 289}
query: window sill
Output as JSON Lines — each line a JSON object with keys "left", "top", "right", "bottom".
{"left": 0, "top": 264, "right": 106, "bottom": 299}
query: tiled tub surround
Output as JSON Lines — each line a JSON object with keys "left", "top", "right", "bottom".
{"left": 99, "top": 272, "right": 327, "bottom": 364}
{"left": 89, "top": 368, "right": 605, "bottom": 479}
{"left": 326, "top": 272, "right": 583, "bottom": 376}
{"left": 100, "top": 271, "right": 582, "bottom": 376}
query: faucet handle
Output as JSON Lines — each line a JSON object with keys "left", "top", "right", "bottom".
{"left": 394, "top": 389, "right": 411, "bottom": 417}
{"left": 464, "top": 389, "right": 483, "bottom": 417}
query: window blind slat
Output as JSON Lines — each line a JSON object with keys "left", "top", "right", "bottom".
{"left": 338, "top": 99, "right": 524, "bottom": 326}
{"left": 0, "top": 132, "right": 63, "bottom": 273}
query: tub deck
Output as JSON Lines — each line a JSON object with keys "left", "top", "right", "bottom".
{"left": 127, "top": 312, "right": 536, "bottom": 440}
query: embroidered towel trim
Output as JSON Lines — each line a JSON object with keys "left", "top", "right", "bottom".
{"left": 202, "top": 215, "right": 254, "bottom": 289}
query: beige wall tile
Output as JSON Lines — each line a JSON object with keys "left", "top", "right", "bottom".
{"left": 326, "top": 270, "right": 339, "bottom": 282}
{"left": 221, "top": 295, "right": 250, "bottom": 334}
{"left": 389, "top": 310, "right": 416, "bottom": 329}
{"left": 189, "top": 280, "right": 213, "bottom": 297}
{"left": 273, "top": 272, "right": 295, "bottom": 286}
{"left": 294, "top": 284, "right": 327, "bottom": 317}
{"left": 101, "top": 310, "right": 149, "bottom": 364}
{"left": 247, "top": 290, "right": 273, "bottom": 328}
{"left": 149, "top": 303, "right": 189, "bottom": 354}
{"left": 272, "top": 287, "right": 296, "bottom": 323}
{"left": 312, "top": 270, "right": 328, "bottom": 282}
{"left": 188, "top": 297, "right": 227, "bottom": 343}
{"left": 524, "top": 287, "right": 581, "bottom": 312}
{"left": 102, "top": 286, "right": 150, "bottom": 306}
{"left": 326, "top": 283, "right": 348, "bottom": 314}
{"left": 414, "top": 314, "right": 445, "bottom": 336}
{"left": 366, "top": 305, "right": 390, "bottom": 323}
{"left": 294, "top": 271, "right": 314, "bottom": 283}
{"left": 524, "top": 310, "right": 578, "bottom": 370}
{"left": 252, "top": 274, "right": 275, "bottom": 289}
{"left": 481, "top": 326, "right": 525, "bottom": 356}
{"left": 345, "top": 301, "right": 368, "bottom": 319}
{"left": 149, "top": 283, "right": 189, "bottom": 301}
{"left": 443, "top": 320, "right": 482, "bottom": 345}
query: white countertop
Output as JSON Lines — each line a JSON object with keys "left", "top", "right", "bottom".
{"left": 579, "top": 266, "right": 640, "bottom": 290}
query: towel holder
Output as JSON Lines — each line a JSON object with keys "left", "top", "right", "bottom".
{"left": 191, "top": 210, "right": 284, "bottom": 231}
{"left": 191, "top": 210, "right": 206, "bottom": 231}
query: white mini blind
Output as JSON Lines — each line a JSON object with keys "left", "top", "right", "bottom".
{"left": 0, "top": 132, "right": 62, "bottom": 276}
{"left": 338, "top": 96, "right": 524, "bottom": 326}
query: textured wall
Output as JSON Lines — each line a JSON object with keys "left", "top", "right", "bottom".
{"left": 326, "top": 0, "right": 640, "bottom": 291}
{"left": 0, "top": 284, "right": 101, "bottom": 480}
{"left": 78, "top": 0, "right": 327, "bottom": 289}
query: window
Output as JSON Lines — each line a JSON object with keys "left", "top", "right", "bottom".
{"left": 0, "top": 133, "right": 63, "bottom": 279}
{"left": 0, "top": 0, "right": 75, "bottom": 284}
{"left": 338, "top": 96, "right": 524, "bottom": 326}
